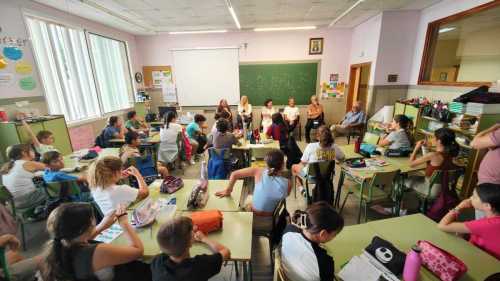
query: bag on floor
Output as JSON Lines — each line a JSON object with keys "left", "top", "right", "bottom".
{"left": 190, "top": 210, "right": 223, "bottom": 234}
{"left": 417, "top": 240, "right": 467, "bottom": 281}
{"left": 160, "top": 176, "right": 184, "bottom": 194}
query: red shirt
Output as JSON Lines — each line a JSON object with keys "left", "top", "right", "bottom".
{"left": 465, "top": 216, "right": 500, "bottom": 260}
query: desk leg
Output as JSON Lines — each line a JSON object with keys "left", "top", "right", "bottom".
{"left": 234, "top": 261, "right": 239, "bottom": 278}
{"left": 242, "top": 261, "right": 248, "bottom": 281}
{"left": 335, "top": 170, "right": 346, "bottom": 208}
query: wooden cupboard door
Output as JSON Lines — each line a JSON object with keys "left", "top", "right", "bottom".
{"left": 43, "top": 118, "right": 73, "bottom": 155}
{"left": 17, "top": 122, "right": 44, "bottom": 144}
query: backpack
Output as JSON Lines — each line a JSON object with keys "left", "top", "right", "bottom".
{"left": 129, "top": 155, "right": 158, "bottom": 187}
{"left": 208, "top": 149, "right": 229, "bottom": 179}
{"left": 94, "top": 131, "right": 106, "bottom": 148}
{"left": 311, "top": 161, "right": 336, "bottom": 205}
{"left": 179, "top": 128, "right": 192, "bottom": 162}
{"left": 285, "top": 135, "right": 302, "bottom": 169}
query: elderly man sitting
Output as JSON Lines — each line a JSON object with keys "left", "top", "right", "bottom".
{"left": 330, "top": 101, "right": 366, "bottom": 137}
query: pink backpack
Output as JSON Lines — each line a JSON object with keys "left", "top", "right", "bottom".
{"left": 181, "top": 128, "right": 192, "bottom": 161}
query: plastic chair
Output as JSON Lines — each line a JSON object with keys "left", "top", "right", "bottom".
{"left": 44, "top": 180, "right": 83, "bottom": 199}
{"left": 362, "top": 132, "right": 380, "bottom": 145}
{"left": 254, "top": 198, "right": 287, "bottom": 271}
{"left": 415, "top": 169, "right": 463, "bottom": 213}
{"left": 273, "top": 248, "right": 289, "bottom": 281}
{"left": 304, "top": 161, "right": 336, "bottom": 205}
{"left": 340, "top": 169, "right": 401, "bottom": 223}
{"left": 346, "top": 123, "right": 366, "bottom": 144}
{"left": 0, "top": 246, "right": 10, "bottom": 281}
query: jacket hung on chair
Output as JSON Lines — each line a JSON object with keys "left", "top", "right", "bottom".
{"left": 207, "top": 149, "right": 229, "bottom": 180}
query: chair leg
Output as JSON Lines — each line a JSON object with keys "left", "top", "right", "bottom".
{"left": 269, "top": 237, "right": 274, "bottom": 272}
{"left": 234, "top": 261, "right": 239, "bottom": 278}
{"left": 364, "top": 202, "right": 368, "bottom": 223}
{"left": 339, "top": 191, "right": 351, "bottom": 214}
{"left": 347, "top": 135, "right": 351, "bottom": 144}
{"left": 357, "top": 199, "right": 363, "bottom": 224}
{"left": 305, "top": 180, "right": 312, "bottom": 205}
{"left": 20, "top": 221, "right": 27, "bottom": 251}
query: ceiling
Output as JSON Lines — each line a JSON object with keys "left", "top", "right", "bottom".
{"left": 33, "top": 0, "right": 443, "bottom": 35}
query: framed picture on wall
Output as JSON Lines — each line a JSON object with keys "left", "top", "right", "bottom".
{"left": 309, "top": 38, "right": 323, "bottom": 55}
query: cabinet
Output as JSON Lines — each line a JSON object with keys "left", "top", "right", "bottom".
{"left": 0, "top": 115, "right": 73, "bottom": 162}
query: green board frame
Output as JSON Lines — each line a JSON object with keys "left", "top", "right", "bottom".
{"left": 239, "top": 62, "right": 319, "bottom": 105}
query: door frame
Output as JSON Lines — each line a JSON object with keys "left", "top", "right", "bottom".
{"left": 346, "top": 62, "right": 371, "bottom": 112}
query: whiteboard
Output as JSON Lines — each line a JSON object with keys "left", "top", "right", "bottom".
{"left": 172, "top": 48, "right": 240, "bottom": 106}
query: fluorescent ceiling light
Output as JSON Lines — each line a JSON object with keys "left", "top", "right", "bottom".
{"left": 439, "top": 27, "right": 456, "bottom": 33}
{"left": 225, "top": 0, "right": 241, "bottom": 29}
{"left": 254, "top": 26, "right": 317, "bottom": 32}
{"left": 169, "top": 30, "right": 228, "bottom": 35}
{"left": 328, "top": 0, "right": 365, "bottom": 27}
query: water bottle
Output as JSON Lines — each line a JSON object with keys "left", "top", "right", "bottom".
{"left": 403, "top": 245, "right": 422, "bottom": 281}
{"left": 354, "top": 136, "right": 361, "bottom": 153}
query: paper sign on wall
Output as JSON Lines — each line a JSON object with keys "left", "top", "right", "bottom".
{"left": 3, "top": 47, "right": 23, "bottom": 60}
{"left": 0, "top": 55, "right": 7, "bottom": 69}
{"left": 15, "top": 61, "right": 32, "bottom": 74}
{"left": 0, "top": 73, "right": 14, "bottom": 87}
{"left": 19, "top": 76, "right": 36, "bottom": 90}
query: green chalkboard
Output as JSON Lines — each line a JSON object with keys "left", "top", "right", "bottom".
{"left": 239, "top": 62, "right": 318, "bottom": 105}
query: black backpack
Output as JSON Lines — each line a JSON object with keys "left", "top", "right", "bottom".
{"left": 285, "top": 135, "right": 302, "bottom": 169}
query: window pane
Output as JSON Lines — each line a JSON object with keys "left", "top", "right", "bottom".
{"left": 26, "top": 17, "right": 101, "bottom": 122}
{"left": 423, "top": 4, "right": 500, "bottom": 83}
{"left": 88, "top": 34, "right": 132, "bottom": 113}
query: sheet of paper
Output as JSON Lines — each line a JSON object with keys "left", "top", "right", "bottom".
{"left": 338, "top": 255, "right": 382, "bottom": 281}
{"left": 94, "top": 224, "right": 123, "bottom": 243}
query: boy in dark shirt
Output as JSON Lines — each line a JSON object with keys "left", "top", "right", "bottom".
{"left": 151, "top": 216, "right": 230, "bottom": 281}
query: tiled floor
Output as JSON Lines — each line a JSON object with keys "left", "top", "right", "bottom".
{"left": 18, "top": 137, "right": 400, "bottom": 281}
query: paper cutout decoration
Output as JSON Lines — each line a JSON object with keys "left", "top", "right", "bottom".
{"left": 3, "top": 47, "right": 23, "bottom": 61}
{"left": 19, "top": 76, "right": 36, "bottom": 90}
{"left": 15, "top": 61, "right": 32, "bottom": 74}
{"left": 0, "top": 73, "right": 14, "bottom": 86}
{"left": 0, "top": 55, "right": 7, "bottom": 69}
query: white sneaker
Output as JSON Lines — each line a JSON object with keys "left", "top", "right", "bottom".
{"left": 383, "top": 207, "right": 408, "bottom": 216}
{"left": 189, "top": 159, "right": 196, "bottom": 165}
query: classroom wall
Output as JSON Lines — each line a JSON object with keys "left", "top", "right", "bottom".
{"left": 0, "top": 0, "right": 141, "bottom": 137}
{"left": 406, "top": 0, "right": 495, "bottom": 101}
{"left": 136, "top": 27, "right": 353, "bottom": 125}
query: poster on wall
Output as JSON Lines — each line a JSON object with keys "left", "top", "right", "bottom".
{"left": 321, "top": 73, "right": 345, "bottom": 99}
{"left": 152, "top": 70, "right": 172, "bottom": 88}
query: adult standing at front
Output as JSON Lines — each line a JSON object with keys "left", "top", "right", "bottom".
{"left": 237, "top": 95, "right": 253, "bottom": 130}
{"left": 217, "top": 99, "right": 233, "bottom": 127}
{"left": 305, "top": 95, "right": 324, "bottom": 143}
{"left": 330, "top": 100, "right": 366, "bottom": 137}
{"left": 261, "top": 99, "right": 275, "bottom": 134}
{"left": 471, "top": 123, "right": 500, "bottom": 185}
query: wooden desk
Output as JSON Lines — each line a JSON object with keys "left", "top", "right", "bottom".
{"left": 368, "top": 214, "right": 500, "bottom": 281}
{"left": 233, "top": 139, "right": 280, "bottom": 166}
{"left": 337, "top": 144, "right": 363, "bottom": 160}
{"left": 109, "top": 131, "right": 160, "bottom": 145}
{"left": 146, "top": 179, "right": 244, "bottom": 212}
{"left": 63, "top": 148, "right": 120, "bottom": 171}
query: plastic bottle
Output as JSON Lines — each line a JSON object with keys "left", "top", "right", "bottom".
{"left": 354, "top": 136, "right": 361, "bottom": 153}
{"left": 403, "top": 245, "right": 422, "bottom": 281}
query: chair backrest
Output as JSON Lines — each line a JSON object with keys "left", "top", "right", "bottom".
{"left": 367, "top": 169, "right": 401, "bottom": 198}
{"left": 0, "top": 186, "right": 15, "bottom": 216}
{"left": 363, "top": 132, "right": 380, "bottom": 145}
{"left": 273, "top": 248, "right": 289, "bottom": 281}
{"left": 0, "top": 247, "right": 10, "bottom": 281}
{"left": 272, "top": 199, "right": 286, "bottom": 229}
{"left": 45, "top": 180, "right": 81, "bottom": 198}
{"left": 307, "top": 161, "right": 335, "bottom": 180}
{"left": 428, "top": 169, "right": 463, "bottom": 190}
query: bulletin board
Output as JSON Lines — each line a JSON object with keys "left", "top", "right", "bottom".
{"left": 142, "top": 65, "right": 172, "bottom": 88}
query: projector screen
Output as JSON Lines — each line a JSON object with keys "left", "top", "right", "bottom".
{"left": 172, "top": 48, "right": 240, "bottom": 106}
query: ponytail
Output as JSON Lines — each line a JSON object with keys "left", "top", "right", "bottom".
{"left": 265, "top": 149, "right": 285, "bottom": 177}
{"left": 292, "top": 201, "right": 344, "bottom": 234}
{"left": 434, "top": 128, "right": 459, "bottom": 157}
{"left": 0, "top": 144, "right": 31, "bottom": 174}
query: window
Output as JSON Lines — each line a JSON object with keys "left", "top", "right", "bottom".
{"left": 418, "top": 1, "right": 500, "bottom": 86}
{"left": 26, "top": 16, "right": 133, "bottom": 123}
{"left": 88, "top": 34, "right": 133, "bottom": 113}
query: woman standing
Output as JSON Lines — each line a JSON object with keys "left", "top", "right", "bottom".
{"left": 237, "top": 95, "right": 253, "bottom": 130}
{"left": 305, "top": 95, "right": 324, "bottom": 143}
{"left": 261, "top": 99, "right": 275, "bottom": 134}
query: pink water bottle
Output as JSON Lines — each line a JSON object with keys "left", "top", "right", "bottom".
{"left": 403, "top": 245, "right": 422, "bottom": 281}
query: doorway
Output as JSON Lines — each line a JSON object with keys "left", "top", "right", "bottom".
{"left": 346, "top": 62, "right": 371, "bottom": 112}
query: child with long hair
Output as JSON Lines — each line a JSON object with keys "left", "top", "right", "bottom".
{"left": 215, "top": 149, "right": 291, "bottom": 233}
{"left": 88, "top": 156, "right": 149, "bottom": 216}
{"left": 281, "top": 202, "right": 344, "bottom": 281}
{"left": 1, "top": 144, "right": 46, "bottom": 209}
{"left": 158, "top": 111, "right": 183, "bottom": 165}
{"left": 101, "top": 116, "right": 126, "bottom": 148}
{"left": 266, "top": 112, "right": 289, "bottom": 150}
{"left": 42, "top": 202, "right": 150, "bottom": 281}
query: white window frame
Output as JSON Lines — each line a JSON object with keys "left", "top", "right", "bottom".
{"left": 23, "top": 12, "right": 134, "bottom": 126}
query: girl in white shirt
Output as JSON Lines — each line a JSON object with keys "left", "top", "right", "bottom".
{"left": 261, "top": 99, "right": 275, "bottom": 134}
{"left": 284, "top": 97, "right": 300, "bottom": 132}
{"left": 158, "top": 111, "right": 184, "bottom": 165}
{"left": 281, "top": 202, "right": 344, "bottom": 281}
{"left": 1, "top": 144, "right": 46, "bottom": 208}
{"left": 88, "top": 156, "right": 149, "bottom": 216}
{"left": 237, "top": 95, "right": 253, "bottom": 130}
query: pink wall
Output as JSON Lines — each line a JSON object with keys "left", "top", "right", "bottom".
{"left": 136, "top": 28, "right": 353, "bottom": 85}
{"left": 375, "top": 11, "right": 420, "bottom": 85}
{"left": 408, "top": 0, "right": 495, "bottom": 84}
{"left": 348, "top": 13, "right": 382, "bottom": 85}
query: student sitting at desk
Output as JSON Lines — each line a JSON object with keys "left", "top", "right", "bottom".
{"left": 42, "top": 203, "right": 151, "bottom": 281}
{"left": 266, "top": 112, "right": 289, "bottom": 150}
{"left": 378, "top": 114, "right": 413, "bottom": 151}
{"left": 186, "top": 114, "right": 208, "bottom": 157}
{"left": 292, "top": 126, "right": 345, "bottom": 196}
{"left": 1, "top": 144, "right": 47, "bottom": 210}
{"left": 438, "top": 183, "right": 500, "bottom": 260}
{"left": 215, "top": 149, "right": 290, "bottom": 233}
{"left": 42, "top": 151, "right": 86, "bottom": 183}
{"left": 151, "top": 216, "right": 230, "bottom": 281}
{"left": 100, "top": 116, "right": 126, "bottom": 148}
{"left": 119, "top": 131, "right": 141, "bottom": 163}
{"left": 88, "top": 156, "right": 149, "bottom": 216}
{"left": 22, "top": 119, "right": 58, "bottom": 157}
{"left": 281, "top": 202, "right": 344, "bottom": 281}
{"left": 207, "top": 119, "right": 238, "bottom": 150}
{"left": 210, "top": 110, "right": 232, "bottom": 135}
{"left": 125, "top": 110, "right": 148, "bottom": 133}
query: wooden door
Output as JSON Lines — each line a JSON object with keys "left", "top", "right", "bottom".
{"left": 346, "top": 62, "right": 371, "bottom": 112}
